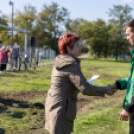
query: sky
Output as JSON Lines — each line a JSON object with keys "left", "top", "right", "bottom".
{"left": 0, "top": 0, "right": 134, "bottom": 23}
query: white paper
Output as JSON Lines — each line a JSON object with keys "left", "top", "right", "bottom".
{"left": 88, "top": 75, "right": 100, "bottom": 84}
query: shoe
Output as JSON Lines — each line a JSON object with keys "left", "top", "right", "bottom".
{"left": 0, "top": 71, "right": 5, "bottom": 75}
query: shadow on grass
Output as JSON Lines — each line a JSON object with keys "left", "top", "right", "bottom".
{"left": 0, "top": 128, "right": 5, "bottom": 134}
{"left": 0, "top": 98, "right": 44, "bottom": 114}
{"left": 7, "top": 111, "right": 26, "bottom": 118}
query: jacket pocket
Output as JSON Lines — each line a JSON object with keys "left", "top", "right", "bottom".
{"left": 65, "top": 97, "right": 77, "bottom": 122}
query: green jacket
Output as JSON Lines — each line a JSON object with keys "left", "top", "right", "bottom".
{"left": 117, "top": 50, "right": 134, "bottom": 112}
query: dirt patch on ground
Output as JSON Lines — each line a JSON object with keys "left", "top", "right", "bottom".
{"left": 77, "top": 95, "right": 105, "bottom": 110}
{"left": 26, "top": 128, "right": 49, "bottom": 134}
{"left": 0, "top": 90, "right": 126, "bottom": 112}
{"left": 0, "top": 89, "right": 127, "bottom": 134}
{"left": 0, "top": 91, "right": 47, "bottom": 112}
{"left": 76, "top": 90, "right": 126, "bottom": 116}
{"left": 0, "top": 91, "right": 47, "bottom": 102}
{"left": 102, "top": 73, "right": 121, "bottom": 80}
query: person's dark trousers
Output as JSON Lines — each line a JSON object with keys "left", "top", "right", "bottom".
{"left": 14, "top": 57, "right": 18, "bottom": 69}
{"left": 0, "top": 64, "right": 7, "bottom": 71}
{"left": 18, "top": 57, "right": 21, "bottom": 71}
{"left": 129, "top": 111, "right": 134, "bottom": 134}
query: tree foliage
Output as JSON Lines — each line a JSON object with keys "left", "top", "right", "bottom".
{"left": 33, "top": 2, "right": 69, "bottom": 53}
{"left": 0, "top": 3, "right": 133, "bottom": 58}
{"left": 0, "top": 14, "right": 11, "bottom": 44}
{"left": 107, "top": 4, "right": 133, "bottom": 60}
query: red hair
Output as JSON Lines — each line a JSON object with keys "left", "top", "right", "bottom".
{"left": 58, "top": 33, "right": 80, "bottom": 54}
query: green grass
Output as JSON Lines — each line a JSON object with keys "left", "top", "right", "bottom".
{"left": 0, "top": 66, "right": 52, "bottom": 92}
{"left": 72, "top": 105, "right": 129, "bottom": 134}
{"left": 0, "top": 66, "right": 53, "bottom": 134}
{"left": 72, "top": 90, "right": 129, "bottom": 134}
{"left": 0, "top": 59, "right": 131, "bottom": 134}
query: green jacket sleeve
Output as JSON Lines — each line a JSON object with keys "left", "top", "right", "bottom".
{"left": 117, "top": 78, "right": 128, "bottom": 90}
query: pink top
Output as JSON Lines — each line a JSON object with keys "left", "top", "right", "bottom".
{"left": 0, "top": 50, "right": 10, "bottom": 63}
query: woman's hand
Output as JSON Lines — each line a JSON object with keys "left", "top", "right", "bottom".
{"left": 106, "top": 84, "right": 117, "bottom": 96}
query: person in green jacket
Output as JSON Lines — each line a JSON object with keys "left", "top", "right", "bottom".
{"left": 109, "top": 19, "right": 134, "bottom": 134}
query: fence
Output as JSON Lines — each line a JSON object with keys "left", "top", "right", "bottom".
{"left": 0, "top": 44, "right": 56, "bottom": 71}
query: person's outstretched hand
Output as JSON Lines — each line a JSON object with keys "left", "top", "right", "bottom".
{"left": 106, "top": 84, "right": 117, "bottom": 96}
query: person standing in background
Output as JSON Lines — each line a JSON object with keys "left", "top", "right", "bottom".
{"left": 13, "top": 42, "right": 19, "bottom": 70}
{"left": 0, "top": 45, "right": 10, "bottom": 74}
{"left": 36, "top": 49, "right": 39, "bottom": 67}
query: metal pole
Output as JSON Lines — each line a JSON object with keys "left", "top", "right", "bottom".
{"left": 12, "top": 3, "right": 13, "bottom": 47}
{"left": 43, "top": 47, "right": 45, "bottom": 67}
{"left": 9, "top": 1, "right": 14, "bottom": 47}
{"left": 25, "top": 33, "right": 28, "bottom": 56}
{"left": 24, "top": 33, "right": 28, "bottom": 71}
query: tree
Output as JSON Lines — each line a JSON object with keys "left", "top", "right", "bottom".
{"left": 77, "top": 19, "right": 111, "bottom": 58}
{"left": 65, "top": 18, "right": 85, "bottom": 33}
{"left": 13, "top": 5, "right": 37, "bottom": 45}
{"left": 107, "top": 4, "right": 133, "bottom": 61}
{"left": 0, "top": 14, "right": 11, "bottom": 44}
{"left": 33, "top": 2, "right": 70, "bottom": 53}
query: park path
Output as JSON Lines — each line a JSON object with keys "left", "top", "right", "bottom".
{"left": 78, "top": 53, "right": 89, "bottom": 58}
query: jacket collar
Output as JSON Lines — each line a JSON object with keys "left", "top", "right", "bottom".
{"left": 68, "top": 52, "right": 81, "bottom": 65}
{"left": 131, "top": 49, "right": 134, "bottom": 57}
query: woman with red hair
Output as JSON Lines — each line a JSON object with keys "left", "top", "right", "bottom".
{"left": 45, "top": 33, "right": 114, "bottom": 134}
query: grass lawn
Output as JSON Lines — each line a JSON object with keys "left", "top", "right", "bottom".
{"left": 0, "top": 59, "right": 131, "bottom": 134}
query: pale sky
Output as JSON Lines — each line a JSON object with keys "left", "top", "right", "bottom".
{"left": 0, "top": 0, "right": 134, "bottom": 23}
